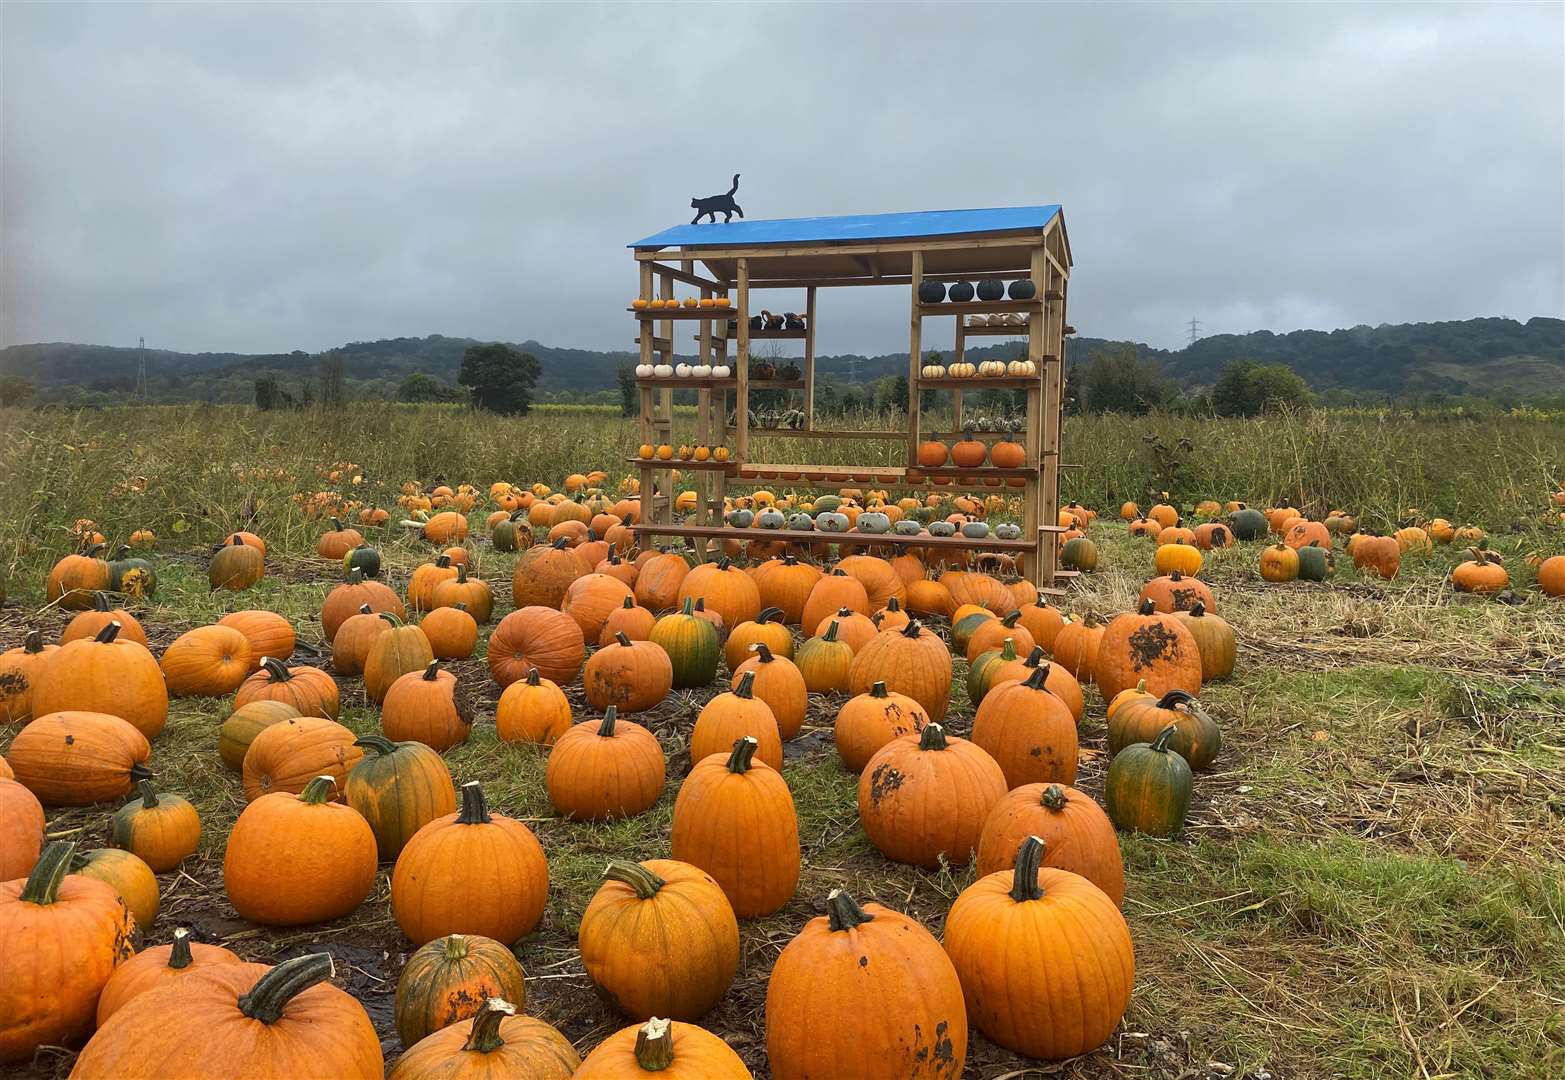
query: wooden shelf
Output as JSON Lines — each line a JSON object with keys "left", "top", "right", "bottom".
{"left": 636, "top": 376, "right": 736, "bottom": 388}
{"left": 737, "top": 464, "right": 908, "bottom": 484}
{"left": 749, "top": 328, "right": 807, "bottom": 340}
{"left": 919, "top": 300, "right": 1043, "bottom": 317}
{"left": 919, "top": 376, "right": 1041, "bottom": 390}
{"left": 628, "top": 457, "right": 737, "bottom": 471}
{"left": 632, "top": 308, "right": 735, "bottom": 320}
{"left": 631, "top": 523, "right": 1062, "bottom": 552}
{"left": 749, "top": 378, "right": 805, "bottom": 389}
{"left": 731, "top": 463, "right": 1035, "bottom": 492}
{"left": 963, "top": 323, "right": 1031, "bottom": 336}
{"left": 908, "top": 466, "right": 1035, "bottom": 480}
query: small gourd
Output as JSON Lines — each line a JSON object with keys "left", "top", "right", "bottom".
{"left": 653, "top": 363, "right": 674, "bottom": 377}
{"left": 857, "top": 512, "right": 891, "bottom": 535}
{"left": 635, "top": 364, "right": 654, "bottom": 377}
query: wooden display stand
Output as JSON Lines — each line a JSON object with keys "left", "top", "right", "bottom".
{"left": 626, "top": 205, "right": 1074, "bottom": 590}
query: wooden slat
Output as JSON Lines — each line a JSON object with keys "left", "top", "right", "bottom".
{"left": 750, "top": 428, "right": 902, "bottom": 441}
{"left": 636, "top": 261, "right": 726, "bottom": 290}
{"left": 803, "top": 285, "right": 817, "bottom": 431}
{"left": 919, "top": 376, "right": 1042, "bottom": 390}
{"left": 635, "top": 232, "right": 1046, "bottom": 263}
{"left": 629, "top": 522, "right": 1062, "bottom": 551}
{"left": 631, "top": 307, "right": 736, "bottom": 321}
{"left": 907, "top": 251, "right": 924, "bottom": 472}
{"left": 920, "top": 300, "right": 1043, "bottom": 317}
{"left": 625, "top": 457, "right": 736, "bottom": 472}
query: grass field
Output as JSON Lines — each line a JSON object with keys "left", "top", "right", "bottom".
{"left": 2, "top": 403, "right": 1563, "bottom": 1079}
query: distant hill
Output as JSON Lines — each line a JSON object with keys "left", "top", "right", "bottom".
{"left": 2, "top": 316, "right": 1560, "bottom": 406}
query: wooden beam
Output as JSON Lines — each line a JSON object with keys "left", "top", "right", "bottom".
{"left": 736, "top": 258, "right": 750, "bottom": 461}
{"left": 635, "top": 231, "right": 1045, "bottom": 263}
{"left": 638, "top": 260, "right": 726, "bottom": 290}
{"left": 804, "top": 285, "right": 817, "bottom": 431}
{"left": 907, "top": 250, "right": 924, "bottom": 471}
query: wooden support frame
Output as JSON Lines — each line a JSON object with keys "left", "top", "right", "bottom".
{"left": 630, "top": 213, "right": 1071, "bottom": 587}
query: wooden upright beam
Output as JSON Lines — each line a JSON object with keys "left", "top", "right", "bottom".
{"left": 736, "top": 258, "right": 750, "bottom": 461}
{"left": 907, "top": 251, "right": 924, "bottom": 467}
{"left": 804, "top": 285, "right": 817, "bottom": 432}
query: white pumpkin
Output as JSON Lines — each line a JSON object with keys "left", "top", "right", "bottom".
{"left": 712, "top": 365, "right": 732, "bottom": 378}
{"left": 675, "top": 363, "right": 693, "bottom": 377}
{"left": 653, "top": 364, "right": 674, "bottom": 377}
{"left": 978, "top": 360, "right": 1007, "bottom": 377}
{"left": 635, "top": 364, "right": 654, "bottom": 378}
{"left": 921, "top": 364, "right": 947, "bottom": 378}
{"left": 692, "top": 364, "right": 712, "bottom": 377}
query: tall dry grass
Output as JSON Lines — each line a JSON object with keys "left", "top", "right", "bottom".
{"left": 1, "top": 402, "right": 1560, "bottom": 582}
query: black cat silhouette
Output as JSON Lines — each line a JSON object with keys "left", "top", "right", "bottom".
{"left": 691, "top": 174, "right": 742, "bottom": 224}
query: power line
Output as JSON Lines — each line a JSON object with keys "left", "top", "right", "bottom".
{"left": 1186, "top": 319, "right": 1202, "bottom": 348}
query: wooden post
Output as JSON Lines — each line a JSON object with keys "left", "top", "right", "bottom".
{"left": 1040, "top": 255, "right": 1065, "bottom": 587}
{"left": 803, "top": 285, "right": 817, "bottom": 432}
{"left": 952, "top": 317, "right": 965, "bottom": 435}
{"left": 1027, "top": 246, "right": 1047, "bottom": 587}
{"left": 736, "top": 258, "right": 750, "bottom": 461}
{"left": 906, "top": 251, "right": 924, "bottom": 465}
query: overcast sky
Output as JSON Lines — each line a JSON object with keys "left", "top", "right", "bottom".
{"left": 3, "top": 2, "right": 1562, "bottom": 357}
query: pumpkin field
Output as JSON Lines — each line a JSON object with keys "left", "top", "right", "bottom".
{"left": 1, "top": 402, "right": 1563, "bottom": 1079}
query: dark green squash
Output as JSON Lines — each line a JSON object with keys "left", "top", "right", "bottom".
{"left": 344, "top": 734, "right": 456, "bottom": 860}
{"left": 1228, "top": 507, "right": 1269, "bottom": 541}
{"left": 1006, "top": 279, "right": 1037, "bottom": 300}
{"left": 1296, "top": 541, "right": 1335, "bottom": 582}
{"left": 648, "top": 596, "right": 721, "bottom": 689}
{"left": 107, "top": 545, "right": 157, "bottom": 600}
{"left": 948, "top": 280, "right": 975, "bottom": 302}
{"left": 917, "top": 280, "right": 946, "bottom": 304}
{"left": 1104, "top": 725, "right": 1193, "bottom": 837}
{"left": 492, "top": 510, "right": 533, "bottom": 553}
{"left": 976, "top": 278, "right": 1005, "bottom": 302}
{"left": 1060, "top": 537, "right": 1099, "bottom": 572}
{"left": 342, "top": 545, "right": 381, "bottom": 579}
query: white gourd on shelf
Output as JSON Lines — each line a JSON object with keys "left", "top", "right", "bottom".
{"left": 635, "top": 364, "right": 654, "bottom": 378}
{"left": 675, "top": 363, "right": 693, "bottom": 377}
{"left": 921, "top": 364, "right": 947, "bottom": 378}
{"left": 653, "top": 364, "right": 674, "bottom": 377}
{"left": 692, "top": 364, "right": 712, "bottom": 377}
{"left": 712, "top": 365, "right": 731, "bottom": 378}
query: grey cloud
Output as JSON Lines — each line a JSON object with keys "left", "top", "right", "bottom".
{"left": 3, "top": 2, "right": 1561, "bottom": 355}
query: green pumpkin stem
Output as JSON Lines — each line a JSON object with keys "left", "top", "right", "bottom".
{"left": 1157, "top": 689, "right": 1197, "bottom": 709}
{"left": 298, "top": 775, "right": 336, "bottom": 804}
{"left": 621, "top": 595, "right": 635, "bottom": 609}
{"left": 732, "top": 670, "right": 756, "bottom": 699}
{"left": 998, "top": 638, "right": 1018, "bottom": 662}
{"left": 260, "top": 656, "right": 292, "bottom": 681}
{"left": 1022, "top": 645, "right": 1046, "bottom": 668}
{"left": 1150, "top": 724, "right": 1179, "bottom": 753}
{"left": 680, "top": 597, "right": 696, "bottom": 615}
{"left": 376, "top": 611, "right": 404, "bottom": 628}
{"left": 461, "top": 997, "right": 517, "bottom": 1054}
{"left": 134, "top": 777, "right": 160, "bottom": 809}
{"left": 1040, "top": 784, "right": 1068, "bottom": 811}
{"left": 757, "top": 606, "right": 784, "bottom": 624}
{"left": 1137, "top": 597, "right": 1157, "bottom": 616}
{"left": 525, "top": 667, "right": 542, "bottom": 686}
{"left": 346, "top": 567, "right": 365, "bottom": 585}
{"left": 822, "top": 621, "right": 840, "bottom": 643}
{"left": 94, "top": 620, "right": 122, "bottom": 644}
{"left": 353, "top": 734, "right": 398, "bottom": 757}
{"left": 130, "top": 761, "right": 152, "bottom": 782}
{"left": 166, "top": 927, "right": 194, "bottom": 969}
{"left": 1001, "top": 610, "right": 1021, "bottom": 628}
{"left": 750, "top": 642, "right": 776, "bottom": 663}
{"left": 1009, "top": 835, "right": 1047, "bottom": 903}
{"left": 598, "top": 706, "right": 618, "bottom": 737}
{"left": 19, "top": 841, "right": 76, "bottom": 905}
{"left": 633, "top": 1017, "right": 676, "bottom": 1071}
{"left": 357, "top": 603, "right": 372, "bottom": 615}
{"left": 918, "top": 723, "right": 948, "bottom": 752}
{"left": 435, "top": 554, "right": 452, "bottom": 567}
{"left": 901, "top": 620, "right": 923, "bottom": 638}
{"left": 440, "top": 933, "right": 471, "bottom": 961}
{"left": 615, "top": 631, "right": 633, "bottom": 648}
{"left": 456, "top": 781, "right": 491, "bottom": 824}
{"left": 604, "top": 860, "right": 665, "bottom": 900}
{"left": 726, "top": 736, "right": 759, "bottom": 774}
{"left": 237, "top": 953, "right": 336, "bottom": 1024}
{"left": 1187, "top": 601, "right": 1207, "bottom": 618}
{"left": 825, "top": 888, "right": 873, "bottom": 931}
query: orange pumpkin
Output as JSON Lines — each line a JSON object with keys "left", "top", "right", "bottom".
{"left": 1093, "top": 599, "right": 1203, "bottom": 701}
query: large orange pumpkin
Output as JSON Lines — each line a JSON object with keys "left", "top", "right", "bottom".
{"left": 160, "top": 624, "right": 253, "bottom": 697}
{"left": 5, "top": 711, "right": 151, "bottom": 806}
{"left": 858, "top": 723, "right": 1006, "bottom": 868}
{"left": 511, "top": 539, "right": 586, "bottom": 610}
{"left": 546, "top": 708, "right": 666, "bottom": 821}
{"left": 678, "top": 557, "right": 762, "bottom": 632}
{"left": 0, "top": 630, "right": 58, "bottom": 726}
{"left": 495, "top": 668, "right": 573, "bottom": 745}
{"left": 576, "top": 1017, "right": 749, "bottom": 1079}
{"left": 241, "top": 715, "right": 362, "bottom": 802}
{"left": 217, "top": 610, "right": 296, "bottom": 671}
{"left": 977, "top": 783, "right": 1125, "bottom": 905}
{"left": 32, "top": 622, "right": 168, "bottom": 738}
{"left": 584, "top": 632, "right": 673, "bottom": 714}
{"left": 234, "top": 657, "right": 340, "bottom": 720}
{"left": 393, "top": 934, "right": 529, "bottom": 1050}
{"left": 1094, "top": 599, "right": 1204, "bottom": 701}
{"left": 765, "top": 889, "right": 967, "bottom": 1080}
{"left": 390, "top": 996, "right": 578, "bottom": 1079}
{"left": 846, "top": 620, "right": 953, "bottom": 722}
{"left": 94, "top": 928, "right": 244, "bottom": 1026}
{"left": 0, "top": 777, "right": 46, "bottom": 884}
{"left": 488, "top": 606, "right": 585, "bottom": 687}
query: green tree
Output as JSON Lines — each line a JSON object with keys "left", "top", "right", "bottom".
{"left": 397, "top": 373, "right": 462, "bottom": 403}
{"left": 617, "top": 365, "right": 638, "bottom": 417}
{"left": 1068, "top": 345, "right": 1175, "bottom": 414}
{"left": 1210, "top": 360, "right": 1313, "bottom": 416}
{"left": 0, "top": 374, "right": 34, "bottom": 407}
{"left": 318, "top": 353, "right": 346, "bottom": 410}
{"left": 253, "top": 375, "right": 282, "bottom": 411}
{"left": 459, "top": 342, "right": 540, "bottom": 415}
{"left": 873, "top": 373, "right": 909, "bottom": 415}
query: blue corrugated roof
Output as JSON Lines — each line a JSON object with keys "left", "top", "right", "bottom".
{"left": 629, "top": 204, "right": 1061, "bottom": 249}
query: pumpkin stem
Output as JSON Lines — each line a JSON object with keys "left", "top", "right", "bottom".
{"left": 357, "top": 603, "right": 372, "bottom": 615}
{"left": 347, "top": 567, "right": 365, "bottom": 585}
{"left": 260, "top": 656, "right": 292, "bottom": 681}
{"left": 821, "top": 620, "right": 840, "bottom": 643}
{"left": 750, "top": 642, "right": 774, "bottom": 663}
{"left": 1150, "top": 724, "right": 1179, "bottom": 753}
{"left": 94, "top": 620, "right": 122, "bottom": 644}
{"left": 525, "top": 667, "right": 542, "bottom": 686}
{"left": 461, "top": 997, "right": 517, "bottom": 1054}
{"left": 885, "top": 596, "right": 902, "bottom": 612}
{"left": 456, "top": 781, "right": 491, "bottom": 824}
{"left": 1022, "top": 666, "right": 1049, "bottom": 691}
{"left": 1008, "top": 835, "right": 1047, "bottom": 903}
{"left": 166, "top": 928, "right": 194, "bottom": 969}
{"left": 1001, "top": 610, "right": 1021, "bottom": 628}
{"left": 353, "top": 734, "right": 399, "bottom": 757}
{"left": 1040, "top": 784, "right": 1068, "bottom": 811}
{"left": 440, "top": 934, "right": 471, "bottom": 961}
{"left": 726, "top": 736, "right": 758, "bottom": 774}
{"left": 131, "top": 761, "right": 152, "bottom": 783}
{"left": 835, "top": 606, "right": 854, "bottom": 619}
{"left": 1022, "top": 645, "right": 1046, "bottom": 668}
{"left": 604, "top": 860, "right": 665, "bottom": 899}
{"left": 298, "top": 775, "right": 336, "bottom": 805}
{"left": 901, "top": 620, "right": 923, "bottom": 638}
{"left": 825, "top": 888, "right": 874, "bottom": 931}
{"left": 421, "top": 660, "right": 441, "bottom": 681}
{"left": 454, "top": 564, "right": 468, "bottom": 583}
{"left": 19, "top": 841, "right": 76, "bottom": 905}
{"left": 680, "top": 596, "right": 696, "bottom": 615}
{"left": 869, "top": 680, "right": 889, "bottom": 699}
{"left": 998, "top": 637, "right": 1018, "bottom": 662}
{"left": 1137, "top": 598, "right": 1157, "bottom": 616}
{"left": 134, "top": 777, "right": 160, "bottom": 809}
{"left": 918, "top": 723, "right": 948, "bottom": 752}
{"left": 733, "top": 669, "right": 756, "bottom": 699}
{"left": 621, "top": 594, "right": 635, "bottom": 609}
{"left": 614, "top": 631, "right": 634, "bottom": 648}
{"left": 598, "top": 706, "right": 618, "bottom": 737}
{"left": 23, "top": 629, "right": 44, "bottom": 654}
{"left": 237, "top": 953, "right": 336, "bottom": 1025}
{"left": 1188, "top": 601, "right": 1207, "bottom": 617}
{"left": 91, "top": 591, "right": 112, "bottom": 612}
{"left": 435, "top": 554, "right": 452, "bottom": 567}
{"left": 758, "top": 606, "right": 784, "bottom": 624}
{"left": 1157, "top": 689, "right": 1197, "bottom": 709}
{"left": 633, "top": 1017, "right": 676, "bottom": 1071}
{"left": 330, "top": 517, "right": 345, "bottom": 531}
{"left": 377, "top": 611, "right": 404, "bottom": 628}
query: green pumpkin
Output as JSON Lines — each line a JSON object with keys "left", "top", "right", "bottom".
{"left": 1228, "top": 507, "right": 1269, "bottom": 541}
{"left": 966, "top": 638, "right": 1041, "bottom": 705}
{"left": 1103, "top": 725, "right": 1193, "bottom": 837}
{"left": 343, "top": 546, "right": 381, "bottom": 579}
{"left": 1060, "top": 537, "right": 1098, "bottom": 572}
{"left": 492, "top": 511, "right": 532, "bottom": 553}
{"left": 649, "top": 597, "right": 721, "bottom": 688}
{"left": 960, "top": 521, "right": 990, "bottom": 539}
{"left": 107, "top": 544, "right": 157, "bottom": 600}
{"left": 1295, "top": 542, "right": 1335, "bottom": 582}
{"left": 345, "top": 734, "right": 457, "bottom": 861}
{"left": 857, "top": 512, "right": 891, "bottom": 535}
{"left": 812, "top": 495, "right": 843, "bottom": 514}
